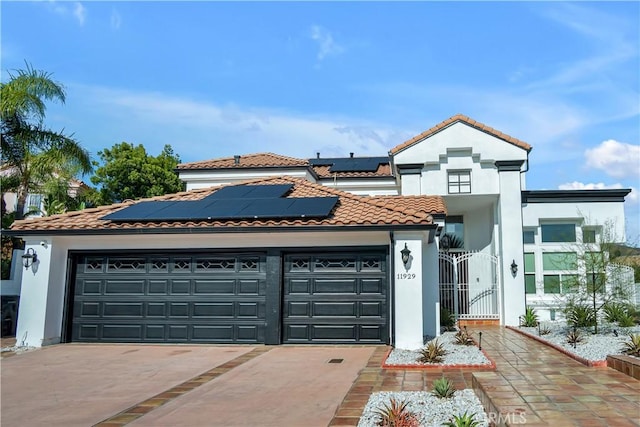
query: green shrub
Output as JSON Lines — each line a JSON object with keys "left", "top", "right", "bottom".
{"left": 431, "top": 377, "right": 456, "bottom": 399}
{"left": 621, "top": 334, "right": 640, "bottom": 357}
{"left": 618, "top": 313, "right": 636, "bottom": 328}
{"left": 440, "top": 307, "right": 455, "bottom": 330}
{"left": 444, "top": 411, "right": 481, "bottom": 427}
{"left": 603, "top": 303, "right": 627, "bottom": 323}
{"left": 564, "top": 304, "right": 596, "bottom": 327}
{"left": 521, "top": 306, "right": 538, "bottom": 327}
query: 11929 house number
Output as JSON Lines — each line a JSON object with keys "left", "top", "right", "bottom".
{"left": 396, "top": 273, "right": 416, "bottom": 280}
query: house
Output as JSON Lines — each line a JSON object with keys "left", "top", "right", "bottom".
{"left": 7, "top": 114, "right": 632, "bottom": 349}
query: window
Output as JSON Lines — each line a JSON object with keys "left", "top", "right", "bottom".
{"left": 542, "top": 252, "right": 577, "bottom": 270}
{"left": 25, "top": 194, "right": 43, "bottom": 215}
{"left": 524, "top": 253, "right": 536, "bottom": 294}
{"left": 542, "top": 251, "right": 578, "bottom": 294}
{"left": 443, "top": 216, "right": 464, "bottom": 249}
{"left": 448, "top": 170, "right": 471, "bottom": 194}
{"left": 541, "top": 224, "right": 576, "bottom": 243}
{"left": 523, "top": 229, "right": 535, "bottom": 244}
{"left": 543, "top": 274, "right": 577, "bottom": 294}
{"left": 583, "top": 228, "right": 596, "bottom": 243}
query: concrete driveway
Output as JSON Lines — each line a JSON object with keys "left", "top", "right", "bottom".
{"left": 0, "top": 343, "right": 375, "bottom": 427}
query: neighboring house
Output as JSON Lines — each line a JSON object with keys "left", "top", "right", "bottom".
{"left": 7, "top": 114, "right": 633, "bottom": 349}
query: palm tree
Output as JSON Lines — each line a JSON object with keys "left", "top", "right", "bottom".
{"left": 1, "top": 63, "right": 92, "bottom": 220}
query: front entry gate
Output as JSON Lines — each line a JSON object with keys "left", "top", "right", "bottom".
{"left": 439, "top": 251, "right": 500, "bottom": 320}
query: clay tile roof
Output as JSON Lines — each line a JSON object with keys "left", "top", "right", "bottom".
{"left": 389, "top": 114, "right": 532, "bottom": 155}
{"left": 176, "top": 152, "right": 309, "bottom": 170}
{"left": 9, "top": 177, "right": 445, "bottom": 234}
{"left": 312, "top": 163, "right": 394, "bottom": 179}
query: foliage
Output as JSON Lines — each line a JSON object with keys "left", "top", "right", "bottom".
{"left": 566, "top": 329, "right": 583, "bottom": 345}
{"left": 440, "top": 232, "right": 464, "bottom": 250}
{"left": 621, "top": 334, "right": 640, "bottom": 357}
{"left": 373, "top": 398, "right": 419, "bottom": 427}
{"left": 564, "top": 303, "right": 596, "bottom": 328}
{"left": 418, "top": 339, "right": 447, "bottom": 364}
{"left": 444, "top": 411, "right": 481, "bottom": 427}
{"left": 1, "top": 63, "right": 92, "bottom": 220}
{"left": 603, "top": 302, "right": 628, "bottom": 323}
{"left": 538, "top": 325, "right": 551, "bottom": 335}
{"left": 454, "top": 327, "right": 474, "bottom": 346}
{"left": 440, "top": 307, "right": 456, "bottom": 330}
{"left": 617, "top": 313, "right": 636, "bottom": 328}
{"left": 431, "top": 377, "right": 456, "bottom": 399}
{"left": 90, "top": 142, "right": 184, "bottom": 204}
{"left": 521, "top": 306, "right": 538, "bottom": 327}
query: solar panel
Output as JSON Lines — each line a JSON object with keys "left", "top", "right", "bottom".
{"left": 101, "top": 185, "right": 338, "bottom": 222}
{"left": 309, "top": 156, "right": 389, "bottom": 172}
{"left": 208, "top": 184, "right": 293, "bottom": 199}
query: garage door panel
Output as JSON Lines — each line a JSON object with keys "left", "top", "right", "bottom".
{"left": 103, "top": 324, "right": 143, "bottom": 339}
{"left": 103, "top": 302, "right": 144, "bottom": 317}
{"left": 289, "top": 279, "right": 311, "bottom": 294}
{"left": 286, "top": 302, "right": 310, "bottom": 317}
{"left": 313, "top": 302, "right": 356, "bottom": 317}
{"left": 104, "top": 280, "right": 145, "bottom": 295}
{"left": 361, "top": 278, "right": 385, "bottom": 294}
{"left": 313, "top": 279, "right": 357, "bottom": 294}
{"left": 361, "top": 302, "right": 383, "bottom": 317}
{"left": 148, "top": 280, "right": 168, "bottom": 294}
{"left": 170, "top": 280, "right": 191, "bottom": 294}
{"left": 72, "top": 253, "right": 267, "bottom": 344}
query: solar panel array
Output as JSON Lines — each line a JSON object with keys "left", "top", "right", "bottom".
{"left": 309, "top": 156, "right": 389, "bottom": 172}
{"left": 101, "top": 184, "right": 339, "bottom": 222}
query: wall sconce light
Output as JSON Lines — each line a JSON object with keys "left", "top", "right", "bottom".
{"left": 510, "top": 259, "right": 518, "bottom": 276}
{"left": 22, "top": 248, "right": 37, "bottom": 270}
{"left": 400, "top": 243, "right": 411, "bottom": 267}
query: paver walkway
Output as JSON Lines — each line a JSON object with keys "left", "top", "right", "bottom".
{"left": 330, "top": 327, "right": 640, "bottom": 426}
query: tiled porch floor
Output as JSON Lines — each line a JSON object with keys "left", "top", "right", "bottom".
{"left": 330, "top": 327, "right": 640, "bottom": 426}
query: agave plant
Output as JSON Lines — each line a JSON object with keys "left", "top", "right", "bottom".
{"left": 443, "top": 411, "right": 481, "bottom": 427}
{"left": 621, "top": 333, "right": 640, "bottom": 357}
{"left": 373, "top": 398, "right": 419, "bottom": 427}
{"left": 418, "top": 339, "right": 447, "bottom": 364}
{"left": 617, "top": 313, "right": 636, "bottom": 328}
{"left": 566, "top": 328, "right": 583, "bottom": 345}
{"left": 521, "top": 306, "right": 538, "bottom": 327}
{"left": 431, "top": 377, "right": 456, "bottom": 399}
{"left": 454, "top": 328, "right": 474, "bottom": 346}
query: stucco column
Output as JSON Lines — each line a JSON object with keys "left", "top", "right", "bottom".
{"left": 393, "top": 234, "right": 424, "bottom": 350}
{"left": 496, "top": 161, "right": 526, "bottom": 326}
{"left": 15, "top": 238, "right": 66, "bottom": 347}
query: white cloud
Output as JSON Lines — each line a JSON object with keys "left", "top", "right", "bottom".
{"left": 558, "top": 181, "right": 637, "bottom": 204}
{"left": 111, "top": 9, "right": 122, "bottom": 30}
{"left": 584, "top": 140, "right": 640, "bottom": 179}
{"left": 310, "top": 25, "right": 344, "bottom": 61}
{"left": 73, "top": 2, "right": 86, "bottom": 26}
{"left": 44, "top": 1, "right": 86, "bottom": 26}
{"left": 67, "top": 84, "right": 401, "bottom": 160}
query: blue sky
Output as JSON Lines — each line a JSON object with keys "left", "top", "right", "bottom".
{"left": 2, "top": 1, "right": 639, "bottom": 240}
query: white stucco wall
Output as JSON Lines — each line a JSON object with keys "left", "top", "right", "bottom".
{"left": 522, "top": 201, "right": 627, "bottom": 242}
{"left": 14, "top": 230, "right": 434, "bottom": 348}
{"left": 393, "top": 234, "right": 425, "bottom": 350}
{"left": 394, "top": 122, "right": 528, "bottom": 198}
{"left": 181, "top": 169, "right": 314, "bottom": 190}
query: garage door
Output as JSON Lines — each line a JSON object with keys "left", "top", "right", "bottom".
{"left": 71, "top": 253, "right": 266, "bottom": 343}
{"left": 282, "top": 251, "right": 388, "bottom": 344}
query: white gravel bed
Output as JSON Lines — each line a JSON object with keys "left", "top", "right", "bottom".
{"left": 385, "top": 331, "right": 492, "bottom": 366}
{"left": 358, "top": 390, "right": 488, "bottom": 427}
{"left": 519, "top": 321, "right": 640, "bottom": 362}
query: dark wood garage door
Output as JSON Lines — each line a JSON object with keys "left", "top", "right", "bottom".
{"left": 282, "top": 251, "right": 388, "bottom": 344}
{"left": 71, "top": 253, "right": 267, "bottom": 343}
